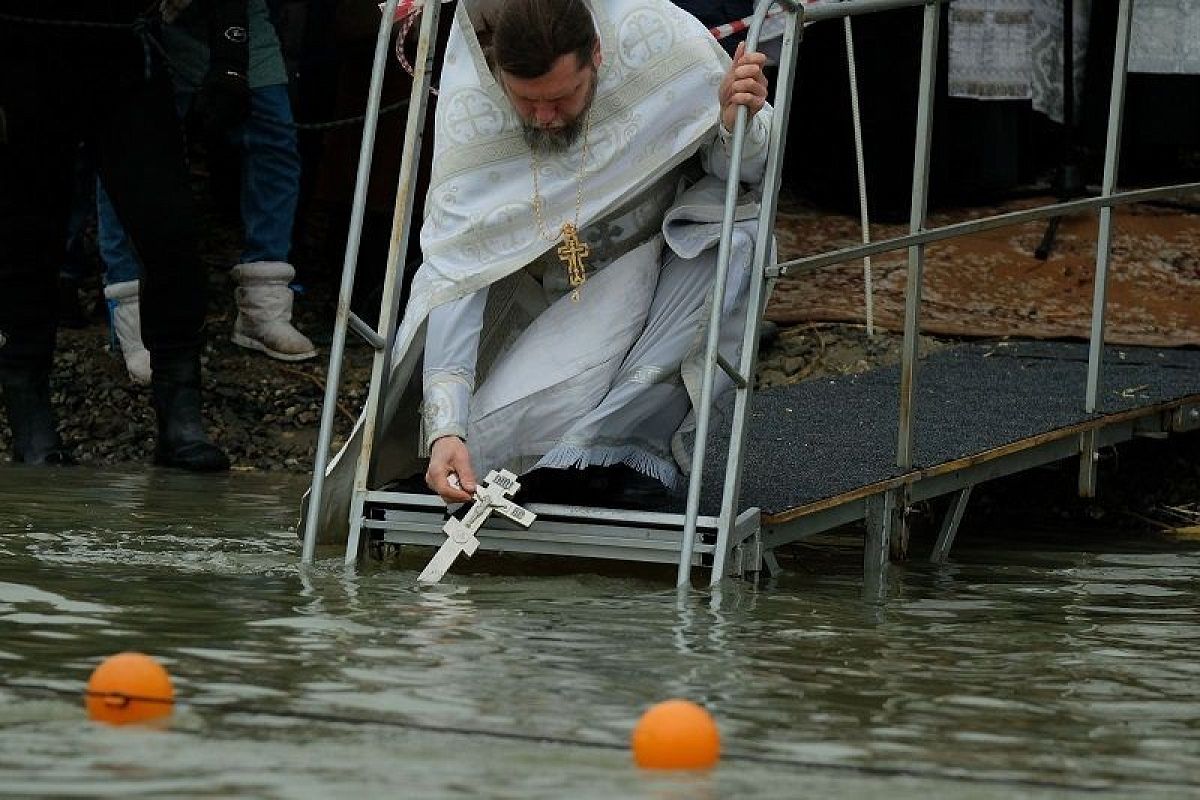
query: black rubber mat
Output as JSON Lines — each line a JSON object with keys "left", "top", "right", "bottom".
{"left": 695, "top": 341, "right": 1200, "bottom": 516}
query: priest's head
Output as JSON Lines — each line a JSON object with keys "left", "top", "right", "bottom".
{"left": 493, "top": 0, "right": 601, "bottom": 154}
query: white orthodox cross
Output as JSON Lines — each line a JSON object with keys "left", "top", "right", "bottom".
{"left": 417, "top": 469, "right": 536, "bottom": 584}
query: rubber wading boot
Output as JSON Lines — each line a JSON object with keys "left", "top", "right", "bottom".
{"left": 0, "top": 367, "right": 75, "bottom": 465}
{"left": 150, "top": 350, "right": 230, "bottom": 472}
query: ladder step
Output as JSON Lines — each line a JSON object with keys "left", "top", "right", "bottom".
{"left": 360, "top": 502, "right": 716, "bottom": 566}
{"left": 716, "top": 353, "right": 748, "bottom": 388}
{"left": 362, "top": 490, "right": 719, "bottom": 529}
{"left": 348, "top": 311, "right": 386, "bottom": 351}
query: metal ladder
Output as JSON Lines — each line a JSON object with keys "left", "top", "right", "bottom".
{"left": 298, "top": 0, "right": 809, "bottom": 586}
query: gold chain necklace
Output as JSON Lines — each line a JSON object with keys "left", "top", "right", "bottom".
{"left": 529, "top": 109, "right": 592, "bottom": 301}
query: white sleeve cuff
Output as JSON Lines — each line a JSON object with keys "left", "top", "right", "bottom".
{"left": 717, "top": 114, "right": 768, "bottom": 154}
{"left": 419, "top": 372, "right": 472, "bottom": 456}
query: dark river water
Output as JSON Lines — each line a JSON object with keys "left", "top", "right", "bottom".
{"left": 1, "top": 467, "right": 1198, "bottom": 798}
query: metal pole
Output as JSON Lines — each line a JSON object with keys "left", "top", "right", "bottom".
{"left": 677, "top": 0, "right": 792, "bottom": 588}
{"left": 708, "top": 7, "right": 802, "bottom": 586}
{"left": 930, "top": 485, "right": 971, "bottom": 564}
{"left": 843, "top": 17, "right": 875, "bottom": 337}
{"left": 895, "top": 0, "right": 940, "bottom": 470}
{"left": 805, "top": 0, "right": 931, "bottom": 23}
{"left": 344, "top": 0, "right": 443, "bottom": 566}
{"left": 774, "top": 181, "right": 1200, "bottom": 276}
{"left": 864, "top": 492, "right": 894, "bottom": 601}
{"left": 301, "top": 0, "right": 402, "bottom": 564}
{"left": 1085, "top": 0, "right": 1134, "bottom": 414}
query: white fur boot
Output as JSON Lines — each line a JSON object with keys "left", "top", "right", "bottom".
{"left": 103, "top": 279, "right": 152, "bottom": 385}
{"left": 230, "top": 261, "right": 317, "bottom": 361}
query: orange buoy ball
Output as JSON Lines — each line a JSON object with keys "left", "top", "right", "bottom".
{"left": 631, "top": 699, "right": 720, "bottom": 770}
{"left": 85, "top": 652, "right": 174, "bottom": 726}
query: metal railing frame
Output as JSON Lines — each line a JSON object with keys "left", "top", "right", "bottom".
{"left": 303, "top": 0, "right": 1198, "bottom": 591}
{"left": 752, "top": 0, "right": 1198, "bottom": 589}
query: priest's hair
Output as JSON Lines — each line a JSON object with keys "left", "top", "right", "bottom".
{"left": 493, "top": 0, "right": 597, "bottom": 79}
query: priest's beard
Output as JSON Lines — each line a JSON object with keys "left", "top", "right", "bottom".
{"left": 521, "top": 71, "right": 597, "bottom": 155}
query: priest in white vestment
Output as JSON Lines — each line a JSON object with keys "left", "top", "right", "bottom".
{"left": 419, "top": 0, "right": 772, "bottom": 509}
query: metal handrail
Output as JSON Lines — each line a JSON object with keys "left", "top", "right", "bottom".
{"left": 792, "top": 0, "right": 1157, "bottom": 583}
{"left": 698, "top": 0, "right": 1161, "bottom": 588}
{"left": 343, "top": 0, "right": 443, "bottom": 566}
{"left": 680, "top": 0, "right": 946, "bottom": 585}
{"left": 757, "top": 0, "right": 1147, "bottom": 479}
{"left": 706, "top": 3, "right": 805, "bottom": 585}
{"left": 805, "top": 0, "right": 931, "bottom": 22}
{"left": 1086, "top": 0, "right": 1136, "bottom": 414}
{"left": 772, "top": 182, "right": 1200, "bottom": 277}
{"left": 895, "top": 0, "right": 940, "bottom": 471}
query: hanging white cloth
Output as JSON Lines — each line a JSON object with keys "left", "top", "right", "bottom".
{"left": 1129, "top": 0, "right": 1200, "bottom": 75}
{"left": 946, "top": 0, "right": 1092, "bottom": 124}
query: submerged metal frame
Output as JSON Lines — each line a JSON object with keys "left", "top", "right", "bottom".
{"left": 302, "top": 0, "right": 1200, "bottom": 596}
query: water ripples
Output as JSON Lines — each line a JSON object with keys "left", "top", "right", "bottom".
{"left": 2, "top": 469, "right": 1199, "bottom": 796}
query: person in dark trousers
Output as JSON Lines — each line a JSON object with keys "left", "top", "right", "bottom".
{"left": 0, "top": 1, "right": 238, "bottom": 471}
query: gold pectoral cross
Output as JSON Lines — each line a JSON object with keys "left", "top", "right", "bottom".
{"left": 556, "top": 223, "right": 590, "bottom": 302}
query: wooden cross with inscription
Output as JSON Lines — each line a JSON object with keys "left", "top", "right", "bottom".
{"left": 556, "top": 222, "right": 590, "bottom": 301}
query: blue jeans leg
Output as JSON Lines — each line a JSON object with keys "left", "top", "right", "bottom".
{"left": 237, "top": 84, "right": 300, "bottom": 264}
{"left": 96, "top": 180, "right": 143, "bottom": 285}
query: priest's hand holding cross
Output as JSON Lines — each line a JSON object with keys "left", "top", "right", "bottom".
{"left": 427, "top": 435, "right": 476, "bottom": 503}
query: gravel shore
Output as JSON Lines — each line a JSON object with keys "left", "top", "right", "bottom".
{"left": 11, "top": 293, "right": 912, "bottom": 472}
